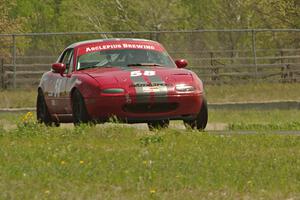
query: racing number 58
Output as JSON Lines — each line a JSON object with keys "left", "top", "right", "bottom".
{"left": 130, "top": 70, "right": 155, "bottom": 77}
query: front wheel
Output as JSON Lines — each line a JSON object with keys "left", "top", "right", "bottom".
{"left": 36, "top": 90, "right": 59, "bottom": 126}
{"left": 184, "top": 98, "right": 208, "bottom": 130}
{"left": 72, "top": 90, "right": 91, "bottom": 125}
{"left": 147, "top": 120, "right": 169, "bottom": 131}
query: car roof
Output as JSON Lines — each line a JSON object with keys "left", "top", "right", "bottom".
{"left": 66, "top": 38, "right": 160, "bottom": 49}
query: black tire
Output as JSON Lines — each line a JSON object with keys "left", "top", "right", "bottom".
{"left": 147, "top": 120, "right": 169, "bottom": 131}
{"left": 36, "top": 90, "right": 59, "bottom": 126}
{"left": 72, "top": 90, "right": 90, "bottom": 125}
{"left": 184, "top": 98, "right": 208, "bottom": 130}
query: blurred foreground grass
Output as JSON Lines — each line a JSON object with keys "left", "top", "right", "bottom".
{"left": 0, "top": 109, "right": 300, "bottom": 199}
{"left": 0, "top": 122, "right": 299, "bottom": 199}
{"left": 1, "top": 83, "right": 300, "bottom": 108}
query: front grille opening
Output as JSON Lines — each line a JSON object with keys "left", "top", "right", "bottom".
{"left": 123, "top": 103, "right": 178, "bottom": 113}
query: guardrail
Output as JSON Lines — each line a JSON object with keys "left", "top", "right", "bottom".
{"left": 0, "top": 58, "right": 5, "bottom": 89}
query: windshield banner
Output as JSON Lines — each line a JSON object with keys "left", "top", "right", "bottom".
{"left": 78, "top": 41, "right": 164, "bottom": 56}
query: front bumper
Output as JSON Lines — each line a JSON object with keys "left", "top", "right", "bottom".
{"left": 85, "top": 93, "right": 204, "bottom": 122}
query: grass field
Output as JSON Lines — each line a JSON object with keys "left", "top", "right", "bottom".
{"left": 1, "top": 83, "right": 300, "bottom": 199}
{"left": 0, "top": 121, "right": 300, "bottom": 199}
{"left": 1, "top": 82, "right": 300, "bottom": 108}
{"left": 0, "top": 110, "right": 299, "bottom": 199}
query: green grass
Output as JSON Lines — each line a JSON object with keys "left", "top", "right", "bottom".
{"left": 209, "top": 109, "right": 300, "bottom": 131}
{"left": 209, "top": 109, "right": 300, "bottom": 124}
{"left": 2, "top": 109, "right": 300, "bottom": 131}
{"left": 0, "top": 113, "right": 21, "bottom": 123}
{"left": 205, "top": 82, "right": 300, "bottom": 103}
{"left": 0, "top": 110, "right": 299, "bottom": 199}
{"left": 1, "top": 82, "right": 300, "bottom": 199}
{"left": 1, "top": 82, "right": 300, "bottom": 108}
{"left": 0, "top": 123, "right": 300, "bottom": 199}
{"left": 0, "top": 89, "right": 36, "bottom": 108}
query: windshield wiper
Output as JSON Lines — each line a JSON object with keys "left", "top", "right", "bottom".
{"left": 77, "top": 65, "right": 113, "bottom": 71}
{"left": 127, "top": 63, "right": 161, "bottom": 67}
{"left": 77, "top": 66, "right": 97, "bottom": 71}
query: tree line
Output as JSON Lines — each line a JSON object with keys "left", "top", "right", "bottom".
{"left": 1, "top": 0, "right": 299, "bottom": 34}
{"left": 0, "top": 0, "right": 299, "bottom": 64}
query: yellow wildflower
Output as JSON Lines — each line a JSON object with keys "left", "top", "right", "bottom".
{"left": 22, "top": 112, "right": 34, "bottom": 124}
{"left": 150, "top": 189, "right": 156, "bottom": 194}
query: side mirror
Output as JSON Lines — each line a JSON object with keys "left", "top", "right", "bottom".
{"left": 175, "top": 59, "right": 188, "bottom": 68}
{"left": 52, "top": 63, "right": 66, "bottom": 75}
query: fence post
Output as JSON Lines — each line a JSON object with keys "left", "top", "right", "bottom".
{"left": 12, "top": 34, "right": 17, "bottom": 88}
{"left": 149, "top": 32, "right": 153, "bottom": 40}
{"left": 155, "top": 31, "right": 160, "bottom": 42}
{"left": 251, "top": 29, "right": 257, "bottom": 80}
{"left": 210, "top": 52, "right": 219, "bottom": 82}
{"left": 280, "top": 50, "right": 284, "bottom": 64}
{"left": 1, "top": 58, "right": 4, "bottom": 89}
{"left": 210, "top": 52, "right": 214, "bottom": 66}
{"left": 280, "top": 50, "right": 286, "bottom": 82}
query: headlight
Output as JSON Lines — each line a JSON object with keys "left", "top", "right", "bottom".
{"left": 175, "top": 84, "right": 195, "bottom": 92}
{"left": 102, "top": 88, "right": 125, "bottom": 94}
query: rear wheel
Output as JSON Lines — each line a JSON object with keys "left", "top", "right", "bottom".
{"left": 184, "top": 98, "right": 208, "bottom": 130}
{"left": 72, "top": 90, "right": 91, "bottom": 125}
{"left": 36, "top": 90, "right": 59, "bottom": 126}
{"left": 147, "top": 120, "right": 169, "bottom": 131}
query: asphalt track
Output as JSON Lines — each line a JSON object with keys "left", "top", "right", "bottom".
{"left": 87, "top": 123, "right": 300, "bottom": 135}
{"left": 1, "top": 100, "right": 300, "bottom": 113}
{"left": 1, "top": 119, "right": 300, "bottom": 135}
{"left": 1, "top": 101, "right": 299, "bottom": 134}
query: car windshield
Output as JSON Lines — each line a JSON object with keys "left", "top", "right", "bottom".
{"left": 76, "top": 49, "right": 176, "bottom": 70}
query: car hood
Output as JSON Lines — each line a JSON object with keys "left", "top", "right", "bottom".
{"left": 82, "top": 66, "right": 195, "bottom": 88}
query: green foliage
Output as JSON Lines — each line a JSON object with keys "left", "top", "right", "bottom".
{"left": 56, "top": 0, "right": 189, "bottom": 32}
{"left": 10, "top": 0, "right": 60, "bottom": 32}
{"left": 0, "top": 0, "right": 25, "bottom": 33}
{"left": 140, "top": 135, "right": 164, "bottom": 146}
{"left": 2, "top": 0, "right": 299, "bottom": 34}
{"left": 1, "top": 0, "right": 299, "bottom": 70}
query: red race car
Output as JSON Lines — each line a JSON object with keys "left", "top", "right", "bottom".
{"left": 37, "top": 38, "right": 208, "bottom": 130}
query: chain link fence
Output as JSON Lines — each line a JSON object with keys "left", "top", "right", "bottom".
{"left": 0, "top": 29, "right": 299, "bottom": 88}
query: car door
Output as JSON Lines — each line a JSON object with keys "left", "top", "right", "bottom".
{"left": 62, "top": 49, "right": 75, "bottom": 115}
{"left": 48, "top": 48, "right": 73, "bottom": 114}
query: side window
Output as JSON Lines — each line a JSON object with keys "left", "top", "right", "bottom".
{"left": 67, "top": 53, "right": 74, "bottom": 73}
{"left": 59, "top": 49, "right": 74, "bottom": 74}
